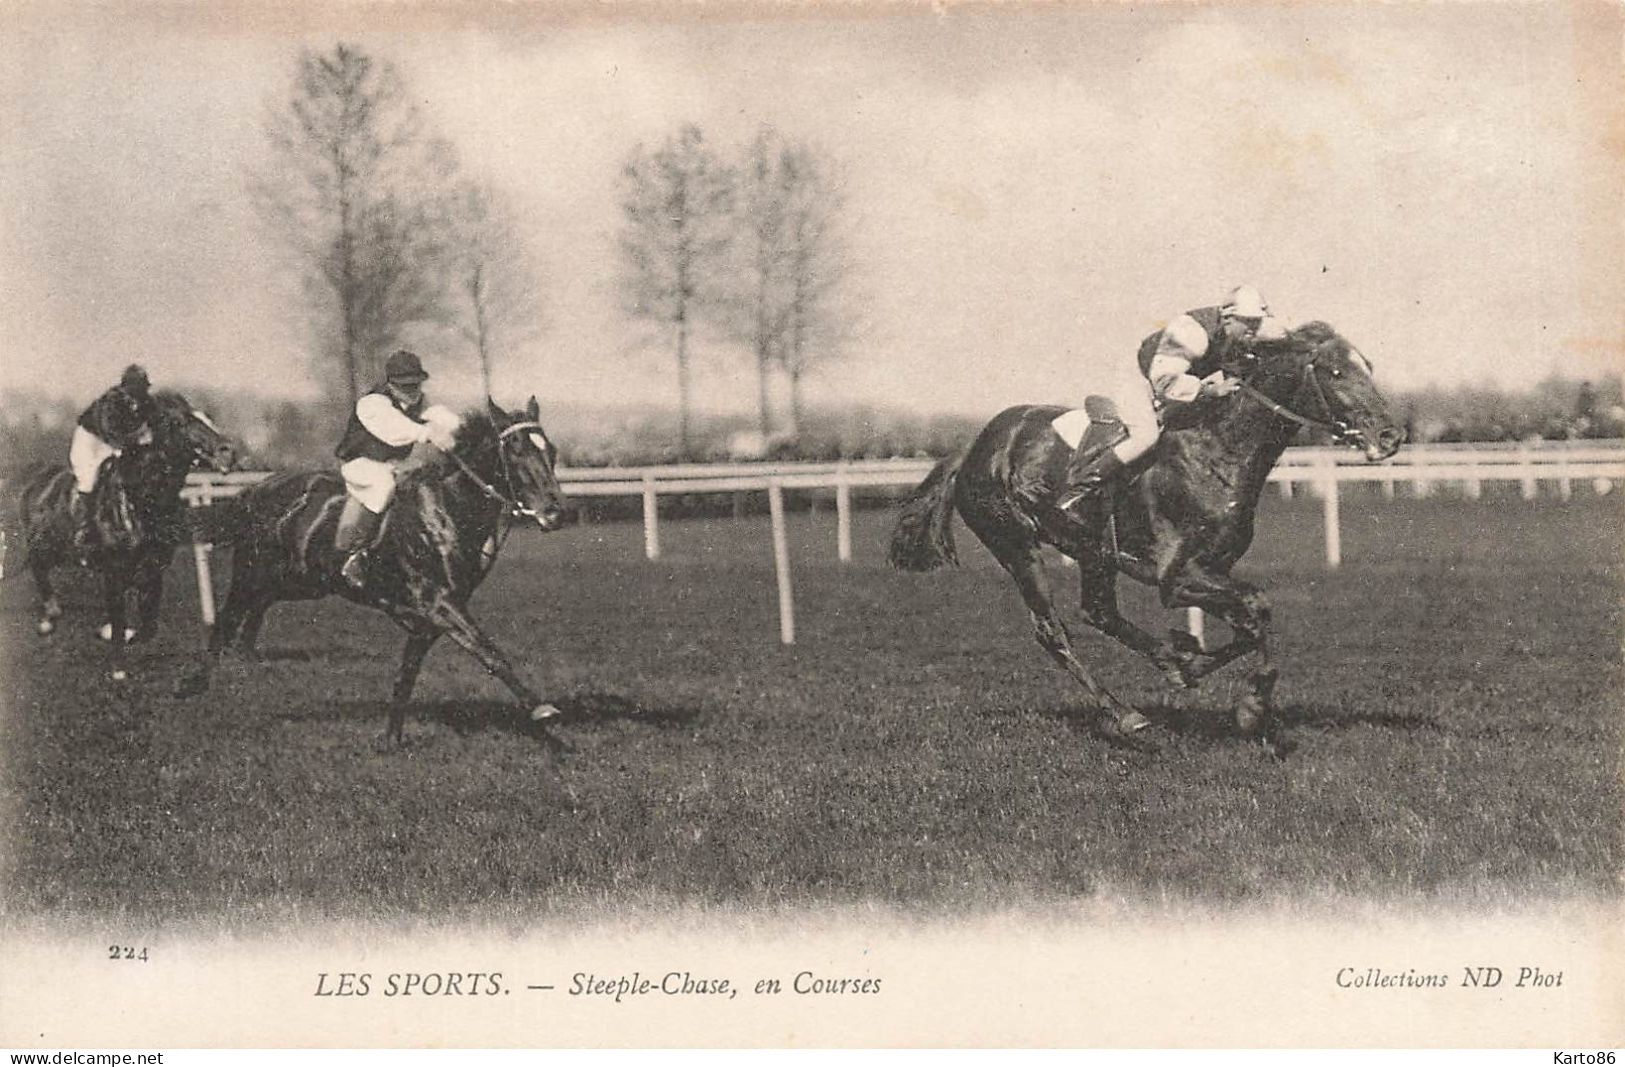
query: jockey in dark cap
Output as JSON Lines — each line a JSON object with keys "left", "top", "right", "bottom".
{"left": 333, "top": 349, "right": 460, "bottom": 590}
{"left": 69, "top": 364, "right": 156, "bottom": 550}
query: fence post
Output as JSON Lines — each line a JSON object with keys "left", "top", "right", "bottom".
{"left": 835, "top": 464, "right": 852, "bottom": 564}
{"left": 1319, "top": 453, "right": 1342, "bottom": 568}
{"left": 1520, "top": 443, "right": 1538, "bottom": 501}
{"left": 193, "top": 542, "right": 216, "bottom": 626}
{"left": 767, "top": 479, "right": 796, "bottom": 645}
{"left": 642, "top": 472, "right": 660, "bottom": 560}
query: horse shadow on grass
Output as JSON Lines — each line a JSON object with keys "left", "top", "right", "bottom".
{"left": 308, "top": 692, "right": 703, "bottom": 745}
{"left": 1021, "top": 696, "right": 1441, "bottom": 756}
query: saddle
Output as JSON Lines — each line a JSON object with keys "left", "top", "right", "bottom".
{"left": 1048, "top": 395, "right": 1129, "bottom": 456}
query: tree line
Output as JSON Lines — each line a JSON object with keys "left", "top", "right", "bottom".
{"left": 619, "top": 124, "right": 853, "bottom": 457}
{"left": 252, "top": 43, "right": 854, "bottom": 458}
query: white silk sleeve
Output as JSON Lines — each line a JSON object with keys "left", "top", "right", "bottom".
{"left": 355, "top": 394, "right": 431, "bottom": 447}
{"left": 1148, "top": 315, "right": 1211, "bottom": 403}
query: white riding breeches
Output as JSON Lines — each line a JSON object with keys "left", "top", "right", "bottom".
{"left": 340, "top": 457, "right": 399, "bottom": 515}
{"left": 1106, "top": 372, "right": 1161, "bottom": 465}
{"left": 69, "top": 426, "right": 118, "bottom": 494}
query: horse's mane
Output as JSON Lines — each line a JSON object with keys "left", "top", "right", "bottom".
{"left": 1251, "top": 320, "right": 1341, "bottom": 362}
{"left": 451, "top": 408, "right": 502, "bottom": 453}
{"left": 395, "top": 407, "right": 505, "bottom": 489}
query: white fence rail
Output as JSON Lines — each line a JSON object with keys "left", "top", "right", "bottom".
{"left": 182, "top": 441, "right": 1625, "bottom": 643}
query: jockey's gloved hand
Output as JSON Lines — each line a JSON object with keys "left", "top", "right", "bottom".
{"left": 1200, "top": 372, "right": 1242, "bottom": 399}
{"left": 425, "top": 423, "right": 458, "bottom": 451}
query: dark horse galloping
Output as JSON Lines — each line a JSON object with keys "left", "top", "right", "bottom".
{"left": 184, "top": 398, "right": 569, "bottom": 745}
{"left": 889, "top": 321, "right": 1403, "bottom": 748}
{"left": 16, "top": 391, "right": 238, "bottom": 678}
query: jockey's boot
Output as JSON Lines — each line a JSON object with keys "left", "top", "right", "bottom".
{"left": 335, "top": 497, "right": 382, "bottom": 592}
{"left": 1055, "top": 448, "right": 1125, "bottom": 520}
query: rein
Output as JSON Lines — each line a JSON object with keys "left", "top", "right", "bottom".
{"left": 1236, "top": 360, "right": 1357, "bottom": 445}
{"left": 443, "top": 420, "right": 549, "bottom": 521}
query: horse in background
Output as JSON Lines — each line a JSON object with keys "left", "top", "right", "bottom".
{"left": 889, "top": 321, "right": 1404, "bottom": 751}
{"left": 182, "top": 398, "right": 569, "bottom": 746}
{"left": 15, "top": 390, "right": 238, "bottom": 678}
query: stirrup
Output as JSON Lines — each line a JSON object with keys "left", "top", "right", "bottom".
{"left": 1056, "top": 480, "right": 1107, "bottom": 516}
{"left": 340, "top": 550, "right": 370, "bottom": 590}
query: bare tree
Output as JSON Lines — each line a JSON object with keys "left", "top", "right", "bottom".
{"left": 448, "top": 180, "right": 543, "bottom": 398}
{"left": 731, "top": 126, "right": 791, "bottom": 439}
{"left": 249, "top": 43, "right": 459, "bottom": 408}
{"left": 618, "top": 124, "right": 734, "bottom": 459}
{"left": 776, "top": 143, "right": 857, "bottom": 435}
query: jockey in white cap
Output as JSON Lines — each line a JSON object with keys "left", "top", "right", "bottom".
{"left": 68, "top": 364, "right": 156, "bottom": 550}
{"left": 1058, "top": 285, "right": 1282, "bottom": 517}
{"left": 333, "top": 349, "right": 460, "bottom": 590}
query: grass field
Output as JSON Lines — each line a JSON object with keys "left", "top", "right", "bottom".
{"left": 2, "top": 491, "right": 1620, "bottom": 923}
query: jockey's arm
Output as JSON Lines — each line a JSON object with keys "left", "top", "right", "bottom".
{"left": 1147, "top": 315, "right": 1211, "bottom": 405}
{"left": 356, "top": 393, "right": 435, "bottom": 448}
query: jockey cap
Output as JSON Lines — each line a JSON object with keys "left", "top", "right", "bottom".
{"left": 385, "top": 349, "right": 430, "bottom": 384}
{"left": 1222, "top": 285, "right": 1270, "bottom": 321}
{"left": 120, "top": 364, "right": 151, "bottom": 397}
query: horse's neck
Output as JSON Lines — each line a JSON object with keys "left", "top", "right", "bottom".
{"left": 1205, "top": 390, "right": 1301, "bottom": 499}
{"left": 432, "top": 449, "right": 506, "bottom": 539}
{"left": 123, "top": 449, "right": 192, "bottom": 506}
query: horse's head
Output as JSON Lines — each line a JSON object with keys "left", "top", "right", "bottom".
{"left": 452, "top": 396, "right": 568, "bottom": 531}
{"left": 149, "top": 391, "right": 238, "bottom": 474}
{"left": 1233, "top": 322, "right": 1404, "bottom": 462}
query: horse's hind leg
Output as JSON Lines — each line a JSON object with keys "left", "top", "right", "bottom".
{"left": 989, "top": 541, "right": 1149, "bottom": 735}
{"left": 1074, "top": 549, "right": 1197, "bottom": 689}
{"left": 29, "top": 557, "right": 63, "bottom": 635}
{"left": 209, "top": 556, "right": 267, "bottom": 656}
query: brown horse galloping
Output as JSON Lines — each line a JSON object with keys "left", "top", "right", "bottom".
{"left": 889, "top": 321, "right": 1404, "bottom": 750}
{"left": 15, "top": 391, "right": 238, "bottom": 678}
{"left": 182, "top": 398, "right": 569, "bottom": 745}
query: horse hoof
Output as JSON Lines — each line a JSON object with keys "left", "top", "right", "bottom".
{"left": 111, "top": 669, "right": 129, "bottom": 682}
{"left": 1235, "top": 702, "right": 1265, "bottom": 735}
{"left": 37, "top": 619, "right": 55, "bottom": 636}
{"left": 97, "top": 624, "right": 137, "bottom": 643}
{"left": 44, "top": 602, "right": 64, "bottom": 620}
{"left": 530, "top": 703, "right": 562, "bottom": 722}
{"left": 1119, "top": 710, "right": 1152, "bottom": 734}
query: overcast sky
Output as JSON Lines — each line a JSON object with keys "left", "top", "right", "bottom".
{"left": 2, "top": 2, "right": 1620, "bottom": 417}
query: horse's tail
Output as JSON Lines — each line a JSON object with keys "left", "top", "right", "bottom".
{"left": 888, "top": 449, "right": 965, "bottom": 572}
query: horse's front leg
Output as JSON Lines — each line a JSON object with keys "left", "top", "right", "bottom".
{"left": 1075, "top": 548, "right": 1198, "bottom": 689}
{"left": 1160, "top": 567, "right": 1277, "bottom": 739}
{"left": 100, "top": 565, "right": 133, "bottom": 682}
{"left": 130, "top": 556, "right": 166, "bottom": 644}
{"left": 417, "top": 596, "right": 561, "bottom": 725}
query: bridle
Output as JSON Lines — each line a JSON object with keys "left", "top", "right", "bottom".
{"left": 1234, "top": 350, "right": 1364, "bottom": 447}
{"left": 444, "top": 419, "right": 555, "bottom": 522}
